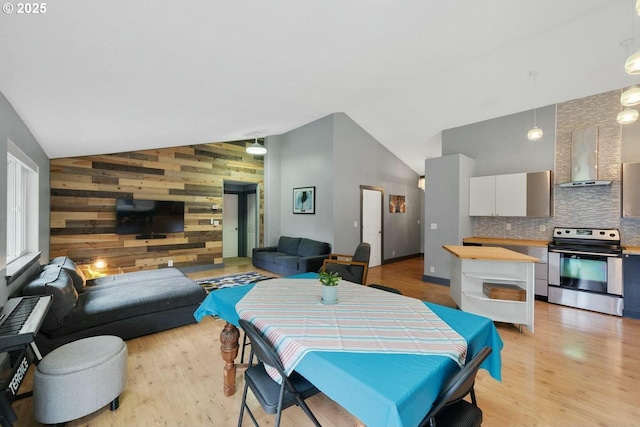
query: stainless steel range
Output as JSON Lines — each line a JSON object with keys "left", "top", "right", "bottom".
{"left": 548, "top": 227, "right": 623, "bottom": 316}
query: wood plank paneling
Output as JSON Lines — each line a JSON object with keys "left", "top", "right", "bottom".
{"left": 50, "top": 141, "right": 264, "bottom": 273}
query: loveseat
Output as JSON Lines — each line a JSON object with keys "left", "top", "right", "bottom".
{"left": 20, "top": 257, "right": 207, "bottom": 355}
{"left": 252, "top": 236, "right": 331, "bottom": 276}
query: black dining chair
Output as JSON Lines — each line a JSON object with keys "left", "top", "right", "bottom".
{"left": 237, "top": 319, "right": 321, "bottom": 427}
{"left": 418, "top": 346, "right": 492, "bottom": 427}
{"left": 368, "top": 283, "right": 403, "bottom": 294}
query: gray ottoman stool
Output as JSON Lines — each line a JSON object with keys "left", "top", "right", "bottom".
{"left": 33, "top": 335, "right": 128, "bottom": 424}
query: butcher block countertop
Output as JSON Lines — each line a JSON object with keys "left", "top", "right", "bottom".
{"left": 462, "top": 236, "right": 550, "bottom": 248}
{"left": 443, "top": 245, "right": 540, "bottom": 262}
{"left": 624, "top": 246, "right": 640, "bottom": 255}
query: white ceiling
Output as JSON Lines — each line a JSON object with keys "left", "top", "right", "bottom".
{"left": 0, "top": 0, "right": 635, "bottom": 174}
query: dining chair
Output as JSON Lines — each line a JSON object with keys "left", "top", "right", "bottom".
{"left": 237, "top": 319, "right": 321, "bottom": 427}
{"left": 418, "top": 346, "right": 492, "bottom": 427}
{"left": 321, "top": 242, "right": 371, "bottom": 284}
{"left": 368, "top": 283, "right": 403, "bottom": 294}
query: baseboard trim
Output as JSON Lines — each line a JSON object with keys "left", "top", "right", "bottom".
{"left": 179, "top": 263, "right": 224, "bottom": 274}
{"left": 422, "top": 275, "right": 450, "bottom": 286}
{"left": 382, "top": 253, "right": 422, "bottom": 265}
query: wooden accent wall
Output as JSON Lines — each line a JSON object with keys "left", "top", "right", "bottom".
{"left": 49, "top": 141, "right": 264, "bottom": 274}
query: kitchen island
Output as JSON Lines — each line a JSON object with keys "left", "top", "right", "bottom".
{"left": 443, "top": 245, "right": 538, "bottom": 333}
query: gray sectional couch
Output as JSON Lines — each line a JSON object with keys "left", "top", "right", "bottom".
{"left": 20, "top": 257, "right": 206, "bottom": 355}
{"left": 252, "top": 236, "right": 331, "bottom": 276}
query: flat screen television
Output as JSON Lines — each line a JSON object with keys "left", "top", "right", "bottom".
{"left": 115, "top": 199, "right": 185, "bottom": 237}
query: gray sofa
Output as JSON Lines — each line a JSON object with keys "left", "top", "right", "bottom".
{"left": 21, "top": 257, "right": 206, "bottom": 355}
{"left": 252, "top": 236, "right": 331, "bottom": 276}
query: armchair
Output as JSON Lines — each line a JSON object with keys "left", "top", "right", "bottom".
{"left": 321, "top": 242, "right": 371, "bottom": 285}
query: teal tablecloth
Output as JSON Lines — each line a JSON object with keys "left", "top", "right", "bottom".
{"left": 194, "top": 279, "right": 503, "bottom": 427}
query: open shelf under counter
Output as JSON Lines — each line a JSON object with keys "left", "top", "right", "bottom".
{"left": 444, "top": 245, "right": 535, "bottom": 333}
{"left": 462, "top": 271, "right": 528, "bottom": 283}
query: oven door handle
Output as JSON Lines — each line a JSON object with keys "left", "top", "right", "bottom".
{"left": 548, "top": 248, "right": 621, "bottom": 257}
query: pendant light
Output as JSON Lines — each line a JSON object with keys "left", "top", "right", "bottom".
{"left": 617, "top": 106, "right": 639, "bottom": 124}
{"left": 527, "top": 70, "right": 543, "bottom": 141}
{"left": 246, "top": 133, "right": 267, "bottom": 155}
{"left": 627, "top": 1, "right": 640, "bottom": 73}
{"left": 621, "top": 35, "right": 640, "bottom": 115}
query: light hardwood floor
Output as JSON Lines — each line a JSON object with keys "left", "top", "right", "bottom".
{"left": 11, "top": 257, "right": 640, "bottom": 426}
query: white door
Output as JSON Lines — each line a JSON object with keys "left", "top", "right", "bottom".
{"left": 246, "top": 193, "right": 257, "bottom": 257}
{"left": 223, "top": 193, "right": 239, "bottom": 258}
{"left": 362, "top": 188, "right": 382, "bottom": 267}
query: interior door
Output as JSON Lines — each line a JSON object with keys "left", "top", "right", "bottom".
{"left": 246, "top": 193, "right": 257, "bottom": 257}
{"left": 362, "top": 188, "right": 382, "bottom": 267}
{"left": 223, "top": 193, "right": 239, "bottom": 258}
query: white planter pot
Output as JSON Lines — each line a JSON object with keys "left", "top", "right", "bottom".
{"left": 321, "top": 286, "right": 338, "bottom": 304}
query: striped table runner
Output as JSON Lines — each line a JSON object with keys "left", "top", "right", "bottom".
{"left": 236, "top": 279, "right": 468, "bottom": 380}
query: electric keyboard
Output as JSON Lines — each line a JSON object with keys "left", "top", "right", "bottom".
{"left": 0, "top": 296, "right": 52, "bottom": 352}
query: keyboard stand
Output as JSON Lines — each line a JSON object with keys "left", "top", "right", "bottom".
{"left": 0, "top": 340, "right": 44, "bottom": 427}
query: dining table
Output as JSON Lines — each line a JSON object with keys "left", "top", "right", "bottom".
{"left": 194, "top": 274, "right": 503, "bottom": 427}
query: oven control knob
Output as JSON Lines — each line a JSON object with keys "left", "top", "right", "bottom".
{"left": 565, "top": 230, "right": 570, "bottom": 233}
{"left": 610, "top": 233, "right": 616, "bottom": 237}
{"left": 599, "top": 231, "right": 605, "bottom": 235}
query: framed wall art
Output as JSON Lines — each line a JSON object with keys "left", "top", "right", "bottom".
{"left": 293, "top": 186, "right": 315, "bottom": 214}
{"left": 389, "top": 195, "right": 406, "bottom": 213}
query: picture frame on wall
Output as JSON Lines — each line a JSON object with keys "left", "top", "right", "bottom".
{"left": 293, "top": 186, "right": 315, "bottom": 214}
{"left": 389, "top": 195, "right": 406, "bottom": 213}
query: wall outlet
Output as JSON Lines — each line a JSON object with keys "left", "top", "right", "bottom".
{"left": 392, "top": 250, "right": 396, "bottom": 256}
{"left": 354, "top": 221, "right": 358, "bottom": 228}
{"left": 430, "top": 223, "right": 437, "bottom": 230}
{"left": 213, "top": 220, "right": 220, "bottom": 226}
{"left": 430, "top": 266, "right": 435, "bottom": 273}
{"left": 506, "top": 223, "right": 511, "bottom": 231}
{"left": 539, "top": 224, "right": 546, "bottom": 232}
{"left": 211, "top": 204, "right": 218, "bottom": 210}
{"left": 168, "top": 260, "right": 173, "bottom": 267}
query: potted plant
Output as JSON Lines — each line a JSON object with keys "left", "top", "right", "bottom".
{"left": 319, "top": 271, "right": 341, "bottom": 304}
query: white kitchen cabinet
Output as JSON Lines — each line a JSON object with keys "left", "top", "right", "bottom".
{"left": 469, "top": 175, "right": 496, "bottom": 216}
{"left": 445, "top": 245, "right": 536, "bottom": 333}
{"left": 469, "top": 171, "right": 550, "bottom": 217}
{"left": 469, "top": 173, "right": 526, "bottom": 216}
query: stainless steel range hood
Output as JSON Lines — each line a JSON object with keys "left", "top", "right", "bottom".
{"left": 559, "top": 180, "right": 611, "bottom": 188}
{"left": 559, "top": 126, "right": 611, "bottom": 188}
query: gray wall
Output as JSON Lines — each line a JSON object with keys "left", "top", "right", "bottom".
{"left": 443, "top": 105, "right": 556, "bottom": 176}
{"left": 332, "top": 113, "right": 421, "bottom": 258}
{"left": 0, "top": 91, "right": 50, "bottom": 304}
{"left": 264, "top": 113, "right": 421, "bottom": 260}
{"left": 273, "top": 115, "right": 335, "bottom": 247}
{"left": 424, "top": 154, "right": 474, "bottom": 282}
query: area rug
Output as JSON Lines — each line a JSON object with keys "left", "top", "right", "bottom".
{"left": 195, "top": 271, "right": 273, "bottom": 293}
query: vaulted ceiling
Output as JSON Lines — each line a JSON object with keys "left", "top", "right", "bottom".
{"left": 0, "top": 0, "right": 633, "bottom": 173}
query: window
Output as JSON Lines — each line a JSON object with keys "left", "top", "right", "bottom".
{"left": 6, "top": 141, "right": 38, "bottom": 264}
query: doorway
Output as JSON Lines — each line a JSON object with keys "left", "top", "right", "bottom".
{"left": 222, "top": 181, "right": 260, "bottom": 260}
{"left": 361, "top": 186, "right": 383, "bottom": 267}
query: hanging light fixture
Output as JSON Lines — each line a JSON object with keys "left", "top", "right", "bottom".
{"left": 619, "top": 38, "right": 640, "bottom": 122}
{"left": 246, "top": 133, "right": 267, "bottom": 155}
{"left": 627, "top": 1, "right": 640, "bottom": 74}
{"left": 527, "top": 70, "right": 543, "bottom": 141}
{"left": 617, "top": 106, "right": 639, "bottom": 124}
